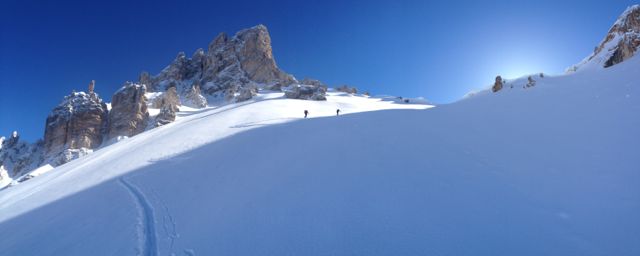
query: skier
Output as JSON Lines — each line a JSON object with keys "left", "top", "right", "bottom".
{"left": 336, "top": 109, "right": 340, "bottom": 116}
{"left": 304, "top": 110, "right": 309, "bottom": 118}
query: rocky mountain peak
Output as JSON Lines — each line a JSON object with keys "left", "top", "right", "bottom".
{"left": 141, "top": 24, "right": 296, "bottom": 105}
{"left": 1, "top": 25, "right": 325, "bottom": 179}
{"left": 568, "top": 5, "right": 640, "bottom": 72}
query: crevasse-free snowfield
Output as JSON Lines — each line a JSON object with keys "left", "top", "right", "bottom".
{"left": 0, "top": 52, "right": 639, "bottom": 255}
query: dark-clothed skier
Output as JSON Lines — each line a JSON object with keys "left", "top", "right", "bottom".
{"left": 336, "top": 109, "right": 340, "bottom": 116}
{"left": 304, "top": 110, "right": 309, "bottom": 118}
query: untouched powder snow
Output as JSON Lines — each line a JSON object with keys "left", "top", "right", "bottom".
{"left": 0, "top": 56, "right": 639, "bottom": 255}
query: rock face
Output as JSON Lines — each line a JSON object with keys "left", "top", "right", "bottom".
{"left": 43, "top": 90, "right": 109, "bottom": 166}
{"left": 155, "top": 86, "right": 181, "bottom": 126}
{"left": 568, "top": 5, "right": 640, "bottom": 72}
{"left": 284, "top": 79, "right": 328, "bottom": 101}
{"left": 141, "top": 25, "right": 296, "bottom": 104}
{"left": 492, "top": 76, "right": 504, "bottom": 92}
{"left": 0, "top": 131, "right": 44, "bottom": 177}
{"left": 107, "top": 82, "right": 149, "bottom": 139}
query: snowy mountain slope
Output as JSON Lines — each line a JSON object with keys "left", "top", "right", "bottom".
{"left": 567, "top": 4, "right": 640, "bottom": 72}
{"left": 0, "top": 92, "right": 428, "bottom": 217}
{"left": 0, "top": 52, "right": 638, "bottom": 255}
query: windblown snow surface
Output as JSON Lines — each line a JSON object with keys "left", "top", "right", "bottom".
{"left": 1, "top": 57, "right": 639, "bottom": 255}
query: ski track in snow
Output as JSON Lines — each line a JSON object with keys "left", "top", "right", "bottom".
{"left": 119, "top": 177, "right": 159, "bottom": 256}
{"left": 151, "top": 188, "right": 179, "bottom": 255}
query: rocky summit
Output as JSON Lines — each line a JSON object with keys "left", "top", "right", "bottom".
{"left": 139, "top": 25, "right": 297, "bottom": 105}
{"left": 43, "top": 89, "right": 109, "bottom": 166}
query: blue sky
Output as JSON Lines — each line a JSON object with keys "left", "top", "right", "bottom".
{"left": 0, "top": 0, "right": 636, "bottom": 142}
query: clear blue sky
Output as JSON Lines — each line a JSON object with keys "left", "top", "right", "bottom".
{"left": 0, "top": 0, "right": 636, "bottom": 142}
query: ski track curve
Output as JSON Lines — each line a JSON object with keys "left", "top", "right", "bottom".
{"left": 119, "top": 177, "right": 159, "bottom": 256}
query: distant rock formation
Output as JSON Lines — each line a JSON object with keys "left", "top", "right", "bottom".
{"left": 140, "top": 25, "right": 296, "bottom": 103}
{"left": 492, "top": 76, "right": 504, "bottom": 92}
{"left": 155, "top": 86, "right": 181, "bottom": 126}
{"left": 336, "top": 85, "right": 358, "bottom": 94}
{"left": 43, "top": 85, "right": 109, "bottom": 166}
{"left": 299, "top": 78, "right": 325, "bottom": 88}
{"left": 284, "top": 80, "right": 327, "bottom": 101}
{"left": 107, "top": 82, "right": 149, "bottom": 139}
{"left": 2, "top": 25, "right": 332, "bottom": 179}
{"left": 568, "top": 5, "right": 640, "bottom": 71}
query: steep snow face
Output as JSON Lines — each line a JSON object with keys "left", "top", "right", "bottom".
{"left": 568, "top": 5, "right": 640, "bottom": 72}
{"left": 0, "top": 56, "right": 639, "bottom": 255}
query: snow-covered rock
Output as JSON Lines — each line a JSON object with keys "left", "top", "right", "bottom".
{"left": 182, "top": 82, "right": 208, "bottom": 108}
{"left": 284, "top": 83, "right": 327, "bottom": 100}
{"left": 20, "top": 164, "right": 54, "bottom": 181}
{"left": 154, "top": 86, "right": 180, "bottom": 126}
{"left": 0, "top": 131, "right": 44, "bottom": 178}
{"left": 43, "top": 88, "right": 109, "bottom": 166}
{"left": 567, "top": 5, "right": 640, "bottom": 72}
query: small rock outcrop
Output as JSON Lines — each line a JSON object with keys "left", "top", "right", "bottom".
{"left": 43, "top": 85, "right": 109, "bottom": 166}
{"left": 492, "top": 76, "right": 504, "bottom": 92}
{"left": 284, "top": 82, "right": 327, "bottom": 101}
{"left": 336, "top": 85, "right": 358, "bottom": 94}
{"left": 155, "top": 86, "right": 181, "bottom": 126}
{"left": 568, "top": 5, "right": 640, "bottom": 71}
{"left": 107, "top": 82, "right": 150, "bottom": 139}
{"left": 182, "top": 82, "right": 208, "bottom": 108}
{"left": 526, "top": 76, "right": 536, "bottom": 88}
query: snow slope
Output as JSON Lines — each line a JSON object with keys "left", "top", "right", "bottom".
{"left": 0, "top": 56, "right": 639, "bottom": 255}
